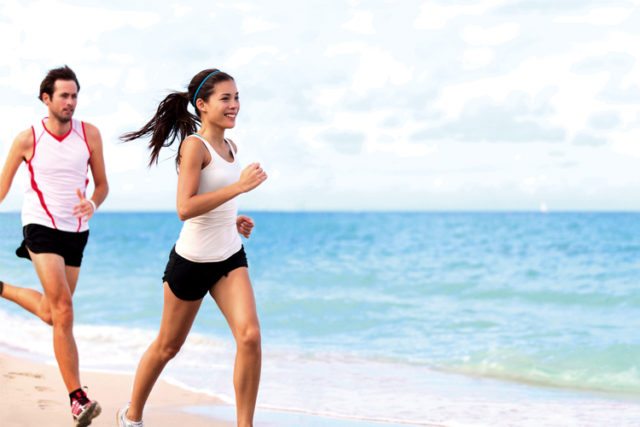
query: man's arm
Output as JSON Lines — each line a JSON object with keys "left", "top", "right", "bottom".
{"left": 84, "top": 123, "right": 109, "bottom": 209}
{"left": 0, "top": 129, "right": 33, "bottom": 205}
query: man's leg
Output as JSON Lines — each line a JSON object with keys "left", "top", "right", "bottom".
{"left": 28, "top": 250, "right": 81, "bottom": 392}
{"left": 0, "top": 281, "right": 53, "bottom": 325}
{"left": 0, "top": 266, "right": 81, "bottom": 326}
{"left": 32, "top": 256, "right": 100, "bottom": 426}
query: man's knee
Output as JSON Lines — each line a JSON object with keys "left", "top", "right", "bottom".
{"left": 50, "top": 299, "right": 74, "bottom": 328}
{"left": 39, "top": 310, "right": 53, "bottom": 326}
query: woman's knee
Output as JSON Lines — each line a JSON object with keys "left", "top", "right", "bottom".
{"left": 154, "top": 340, "right": 184, "bottom": 362}
{"left": 236, "top": 325, "right": 261, "bottom": 352}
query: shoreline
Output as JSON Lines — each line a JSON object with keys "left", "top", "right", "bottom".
{"left": 0, "top": 350, "right": 438, "bottom": 427}
{"left": 0, "top": 351, "right": 233, "bottom": 427}
{"left": 3, "top": 338, "right": 640, "bottom": 426}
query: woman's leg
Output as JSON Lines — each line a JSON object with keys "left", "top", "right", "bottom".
{"left": 210, "top": 267, "right": 261, "bottom": 427}
{"left": 125, "top": 283, "right": 202, "bottom": 422}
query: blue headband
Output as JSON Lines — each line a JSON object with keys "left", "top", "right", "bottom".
{"left": 192, "top": 70, "right": 221, "bottom": 107}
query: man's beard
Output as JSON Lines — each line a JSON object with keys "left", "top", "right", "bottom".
{"left": 51, "top": 110, "right": 73, "bottom": 123}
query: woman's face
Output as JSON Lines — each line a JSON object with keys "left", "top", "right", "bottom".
{"left": 199, "top": 80, "right": 239, "bottom": 129}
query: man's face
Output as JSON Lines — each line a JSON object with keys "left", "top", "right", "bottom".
{"left": 44, "top": 80, "right": 78, "bottom": 123}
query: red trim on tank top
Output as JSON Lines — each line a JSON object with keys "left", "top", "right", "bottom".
{"left": 27, "top": 153, "right": 57, "bottom": 230}
{"left": 76, "top": 186, "right": 83, "bottom": 232}
{"left": 80, "top": 121, "right": 91, "bottom": 156}
{"left": 29, "top": 127, "right": 37, "bottom": 162}
{"left": 28, "top": 126, "right": 46, "bottom": 162}
{"left": 42, "top": 119, "right": 72, "bottom": 142}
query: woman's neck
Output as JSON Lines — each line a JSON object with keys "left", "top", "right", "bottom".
{"left": 196, "top": 126, "right": 225, "bottom": 146}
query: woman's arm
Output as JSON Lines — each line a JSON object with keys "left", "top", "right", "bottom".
{"left": 176, "top": 137, "right": 267, "bottom": 221}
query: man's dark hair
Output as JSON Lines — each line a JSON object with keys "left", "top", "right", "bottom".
{"left": 39, "top": 65, "right": 80, "bottom": 101}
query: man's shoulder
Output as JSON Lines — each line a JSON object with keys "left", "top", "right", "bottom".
{"left": 78, "top": 120, "right": 102, "bottom": 142}
{"left": 14, "top": 127, "right": 34, "bottom": 145}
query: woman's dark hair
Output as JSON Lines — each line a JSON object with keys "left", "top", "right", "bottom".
{"left": 120, "top": 68, "right": 234, "bottom": 166}
{"left": 39, "top": 65, "right": 80, "bottom": 101}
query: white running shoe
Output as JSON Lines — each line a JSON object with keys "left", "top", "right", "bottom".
{"left": 117, "top": 404, "right": 144, "bottom": 427}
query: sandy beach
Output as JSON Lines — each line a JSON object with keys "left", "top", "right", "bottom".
{"left": 0, "top": 352, "right": 233, "bottom": 427}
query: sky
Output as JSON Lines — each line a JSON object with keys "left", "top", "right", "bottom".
{"left": 1, "top": 0, "right": 639, "bottom": 212}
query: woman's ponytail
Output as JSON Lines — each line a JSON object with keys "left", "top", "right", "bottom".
{"left": 121, "top": 91, "right": 198, "bottom": 166}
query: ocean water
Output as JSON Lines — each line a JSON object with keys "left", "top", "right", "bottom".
{"left": 1, "top": 212, "right": 640, "bottom": 426}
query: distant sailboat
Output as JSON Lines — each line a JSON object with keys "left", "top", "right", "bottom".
{"left": 539, "top": 201, "right": 549, "bottom": 213}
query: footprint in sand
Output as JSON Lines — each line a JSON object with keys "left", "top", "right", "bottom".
{"left": 37, "top": 399, "right": 59, "bottom": 410}
{"left": 35, "top": 385, "right": 51, "bottom": 392}
{"left": 4, "top": 371, "right": 43, "bottom": 379}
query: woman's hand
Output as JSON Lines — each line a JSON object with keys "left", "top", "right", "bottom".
{"left": 237, "top": 163, "right": 267, "bottom": 193}
{"left": 236, "top": 215, "right": 255, "bottom": 238}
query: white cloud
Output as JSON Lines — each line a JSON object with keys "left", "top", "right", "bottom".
{"left": 608, "top": 32, "right": 640, "bottom": 88}
{"left": 1, "top": 0, "right": 639, "bottom": 211}
{"left": 343, "top": 10, "right": 375, "bottom": 35}
{"left": 461, "top": 23, "right": 520, "bottom": 46}
{"left": 433, "top": 50, "right": 616, "bottom": 140}
{"left": 242, "top": 16, "right": 279, "bottom": 34}
{"left": 555, "top": 7, "right": 632, "bottom": 26}
{"left": 89, "top": 102, "right": 149, "bottom": 172}
{"left": 462, "top": 48, "right": 495, "bottom": 69}
{"left": 224, "top": 46, "right": 281, "bottom": 68}
{"left": 414, "top": 0, "right": 508, "bottom": 30}
{"left": 520, "top": 175, "right": 550, "bottom": 195}
{"left": 123, "top": 68, "right": 149, "bottom": 93}
{"left": 325, "top": 43, "right": 413, "bottom": 93}
{"left": 172, "top": 3, "right": 192, "bottom": 17}
{"left": 0, "top": 1, "right": 160, "bottom": 66}
{"left": 611, "top": 128, "right": 640, "bottom": 158}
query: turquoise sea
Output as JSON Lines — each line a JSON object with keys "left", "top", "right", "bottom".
{"left": 1, "top": 212, "right": 640, "bottom": 426}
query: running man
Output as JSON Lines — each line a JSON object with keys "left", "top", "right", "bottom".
{"left": 0, "top": 65, "right": 108, "bottom": 426}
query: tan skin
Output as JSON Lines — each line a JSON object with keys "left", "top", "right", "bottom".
{"left": 126, "top": 80, "right": 266, "bottom": 427}
{"left": 0, "top": 79, "right": 109, "bottom": 393}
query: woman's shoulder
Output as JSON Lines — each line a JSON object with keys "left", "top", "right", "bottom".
{"left": 180, "top": 135, "right": 209, "bottom": 158}
{"left": 182, "top": 134, "right": 208, "bottom": 149}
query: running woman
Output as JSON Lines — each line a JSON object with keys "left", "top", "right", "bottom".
{"left": 0, "top": 65, "right": 109, "bottom": 426}
{"left": 117, "top": 68, "right": 266, "bottom": 427}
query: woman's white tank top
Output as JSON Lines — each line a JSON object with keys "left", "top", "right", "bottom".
{"left": 174, "top": 134, "right": 243, "bottom": 262}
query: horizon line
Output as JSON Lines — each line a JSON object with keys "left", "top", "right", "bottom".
{"left": 2, "top": 209, "right": 640, "bottom": 214}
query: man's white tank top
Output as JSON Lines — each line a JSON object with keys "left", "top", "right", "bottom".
{"left": 175, "top": 134, "right": 243, "bottom": 263}
{"left": 22, "top": 118, "right": 91, "bottom": 232}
